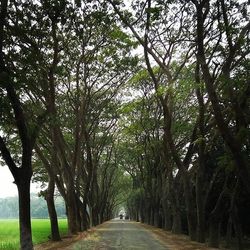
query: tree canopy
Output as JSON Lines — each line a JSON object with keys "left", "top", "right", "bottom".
{"left": 0, "top": 0, "right": 249, "bottom": 249}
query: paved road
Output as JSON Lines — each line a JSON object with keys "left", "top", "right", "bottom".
{"left": 71, "top": 219, "right": 169, "bottom": 250}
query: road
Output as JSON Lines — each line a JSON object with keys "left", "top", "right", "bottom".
{"left": 71, "top": 218, "right": 169, "bottom": 250}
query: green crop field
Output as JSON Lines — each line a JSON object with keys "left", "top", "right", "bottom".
{"left": 0, "top": 218, "right": 68, "bottom": 250}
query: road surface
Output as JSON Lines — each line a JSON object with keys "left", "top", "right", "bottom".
{"left": 71, "top": 218, "right": 169, "bottom": 250}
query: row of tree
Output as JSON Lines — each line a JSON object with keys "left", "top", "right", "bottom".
{"left": 113, "top": 0, "right": 250, "bottom": 249}
{"left": 0, "top": 194, "right": 66, "bottom": 218}
{"left": 0, "top": 0, "right": 249, "bottom": 250}
{"left": 0, "top": 0, "right": 133, "bottom": 249}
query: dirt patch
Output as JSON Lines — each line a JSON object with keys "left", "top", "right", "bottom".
{"left": 34, "top": 230, "right": 91, "bottom": 250}
{"left": 34, "top": 223, "right": 109, "bottom": 250}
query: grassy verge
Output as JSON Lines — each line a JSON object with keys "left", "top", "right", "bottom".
{"left": 0, "top": 218, "right": 67, "bottom": 249}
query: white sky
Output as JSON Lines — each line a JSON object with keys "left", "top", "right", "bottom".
{"left": 0, "top": 166, "right": 40, "bottom": 198}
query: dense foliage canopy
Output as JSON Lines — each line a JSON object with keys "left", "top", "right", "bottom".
{"left": 0, "top": 0, "right": 249, "bottom": 249}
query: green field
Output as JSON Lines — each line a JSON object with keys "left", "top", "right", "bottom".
{"left": 0, "top": 219, "right": 68, "bottom": 250}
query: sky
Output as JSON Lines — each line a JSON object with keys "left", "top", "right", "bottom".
{"left": 0, "top": 166, "right": 40, "bottom": 198}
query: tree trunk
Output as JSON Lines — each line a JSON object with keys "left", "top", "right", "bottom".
{"left": 75, "top": 199, "right": 83, "bottom": 231}
{"left": 196, "top": 201, "right": 206, "bottom": 243}
{"left": 45, "top": 177, "right": 61, "bottom": 241}
{"left": 92, "top": 206, "right": 99, "bottom": 226}
{"left": 140, "top": 197, "right": 145, "bottom": 223}
{"left": 66, "top": 184, "right": 78, "bottom": 235}
{"left": 81, "top": 202, "right": 90, "bottom": 230}
{"left": 196, "top": 166, "right": 206, "bottom": 242}
{"left": 161, "top": 183, "right": 172, "bottom": 231}
{"left": 195, "top": 68, "right": 206, "bottom": 243}
{"left": 17, "top": 178, "right": 33, "bottom": 250}
{"left": 172, "top": 209, "right": 182, "bottom": 234}
{"left": 170, "top": 175, "right": 182, "bottom": 234}
{"left": 232, "top": 206, "right": 243, "bottom": 250}
{"left": 226, "top": 216, "right": 233, "bottom": 248}
{"left": 87, "top": 204, "right": 93, "bottom": 227}
{"left": 208, "top": 215, "right": 221, "bottom": 248}
{"left": 208, "top": 183, "right": 228, "bottom": 248}
{"left": 153, "top": 209, "right": 160, "bottom": 228}
{"left": 76, "top": 197, "right": 88, "bottom": 231}
{"left": 150, "top": 207, "right": 154, "bottom": 225}
{"left": 162, "top": 202, "right": 172, "bottom": 231}
{"left": 183, "top": 175, "right": 197, "bottom": 241}
{"left": 135, "top": 210, "right": 139, "bottom": 222}
{"left": 145, "top": 202, "right": 150, "bottom": 224}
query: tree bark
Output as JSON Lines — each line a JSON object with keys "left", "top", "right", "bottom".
{"left": 172, "top": 209, "right": 182, "bottom": 234}
{"left": 162, "top": 201, "right": 172, "bottom": 231}
{"left": 169, "top": 173, "right": 182, "bottom": 234}
{"left": 139, "top": 197, "right": 145, "bottom": 223}
{"left": 195, "top": 69, "right": 207, "bottom": 243}
{"left": 232, "top": 206, "right": 243, "bottom": 250}
{"left": 226, "top": 216, "right": 233, "bottom": 248}
{"left": 228, "top": 182, "right": 243, "bottom": 250}
{"left": 45, "top": 177, "right": 61, "bottom": 241}
{"left": 208, "top": 180, "right": 228, "bottom": 248}
{"left": 16, "top": 173, "right": 33, "bottom": 250}
{"left": 208, "top": 217, "right": 221, "bottom": 248}
{"left": 65, "top": 182, "right": 78, "bottom": 235}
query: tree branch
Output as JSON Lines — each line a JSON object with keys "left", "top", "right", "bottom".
{"left": 107, "top": 0, "right": 172, "bottom": 80}
{"left": 0, "top": 135, "right": 18, "bottom": 179}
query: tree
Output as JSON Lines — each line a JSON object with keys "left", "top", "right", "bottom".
{"left": 0, "top": 0, "right": 48, "bottom": 248}
{"left": 107, "top": 0, "right": 199, "bottom": 239}
{"left": 192, "top": 0, "right": 250, "bottom": 193}
{"left": 191, "top": 1, "right": 250, "bottom": 246}
{"left": 108, "top": 0, "right": 250, "bottom": 247}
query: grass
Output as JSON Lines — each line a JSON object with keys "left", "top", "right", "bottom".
{"left": 0, "top": 218, "right": 68, "bottom": 249}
